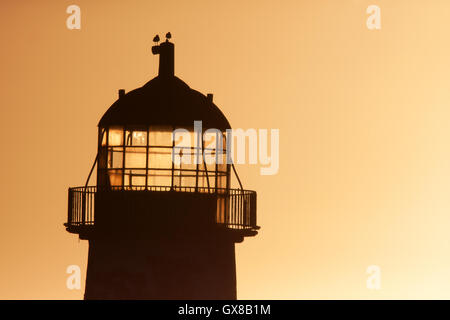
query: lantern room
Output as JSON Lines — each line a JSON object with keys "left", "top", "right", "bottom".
{"left": 97, "top": 123, "right": 228, "bottom": 192}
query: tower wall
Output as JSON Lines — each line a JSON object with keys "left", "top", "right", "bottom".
{"left": 83, "top": 191, "right": 239, "bottom": 299}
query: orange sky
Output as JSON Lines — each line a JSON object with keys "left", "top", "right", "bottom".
{"left": 2, "top": 0, "right": 450, "bottom": 299}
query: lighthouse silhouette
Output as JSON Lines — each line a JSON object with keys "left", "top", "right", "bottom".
{"left": 65, "top": 34, "right": 259, "bottom": 300}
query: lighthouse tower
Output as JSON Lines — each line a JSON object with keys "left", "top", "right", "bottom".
{"left": 65, "top": 34, "right": 259, "bottom": 299}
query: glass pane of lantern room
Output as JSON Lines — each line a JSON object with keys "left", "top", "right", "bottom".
{"left": 173, "top": 169, "right": 197, "bottom": 189}
{"left": 108, "top": 169, "right": 123, "bottom": 187}
{"left": 108, "top": 147, "right": 124, "bottom": 168}
{"left": 124, "top": 169, "right": 146, "bottom": 189}
{"left": 148, "top": 169, "right": 172, "bottom": 188}
{"left": 173, "top": 128, "right": 196, "bottom": 149}
{"left": 148, "top": 147, "right": 172, "bottom": 169}
{"left": 216, "top": 172, "right": 227, "bottom": 192}
{"left": 217, "top": 132, "right": 228, "bottom": 182}
{"left": 203, "top": 130, "right": 222, "bottom": 151}
{"left": 108, "top": 127, "right": 124, "bottom": 146}
{"left": 173, "top": 129, "right": 196, "bottom": 170}
{"left": 173, "top": 147, "right": 196, "bottom": 171}
{"left": 203, "top": 130, "right": 219, "bottom": 170}
{"left": 197, "top": 171, "right": 215, "bottom": 191}
{"left": 125, "top": 147, "right": 146, "bottom": 168}
{"left": 149, "top": 126, "right": 173, "bottom": 147}
{"left": 125, "top": 129, "right": 147, "bottom": 146}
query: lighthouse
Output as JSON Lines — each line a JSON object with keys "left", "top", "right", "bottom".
{"left": 65, "top": 34, "right": 259, "bottom": 299}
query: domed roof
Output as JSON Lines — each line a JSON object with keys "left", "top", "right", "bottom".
{"left": 98, "top": 76, "right": 231, "bottom": 131}
{"left": 98, "top": 39, "right": 231, "bottom": 131}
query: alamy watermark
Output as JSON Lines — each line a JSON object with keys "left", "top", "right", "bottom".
{"left": 366, "top": 265, "right": 381, "bottom": 290}
{"left": 366, "top": 5, "right": 381, "bottom": 30}
{"left": 66, "top": 5, "right": 81, "bottom": 30}
{"left": 172, "top": 121, "right": 279, "bottom": 176}
{"left": 66, "top": 264, "right": 81, "bottom": 290}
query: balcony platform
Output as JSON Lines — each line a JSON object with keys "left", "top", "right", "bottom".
{"left": 65, "top": 186, "right": 259, "bottom": 240}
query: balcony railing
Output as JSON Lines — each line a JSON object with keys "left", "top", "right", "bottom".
{"left": 66, "top": 186, "right": 258, "bottom": 234}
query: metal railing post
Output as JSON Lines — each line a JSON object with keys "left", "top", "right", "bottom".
{"left": 250, "top": 192, "right": 257, "bottom": 227}
{"left": 67, "top": 188, "right": 73, "bottom": 225}
{"left": 81, "top": 191, "right": 86, "bottom": 226}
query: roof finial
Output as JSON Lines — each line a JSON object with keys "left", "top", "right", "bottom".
{"left": 151, "top": 32, "right": 174, "bottom": 77}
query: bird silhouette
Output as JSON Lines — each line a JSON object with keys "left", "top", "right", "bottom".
{"left": 166, "top": 32, "right": 172, "bottom": 40}
{"left": 153, "top": 35, "right": 160, "bottom": 43}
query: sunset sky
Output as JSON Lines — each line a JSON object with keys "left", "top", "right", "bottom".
{"left": 2, "top": 0, "right": 450, "bottom": 299}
